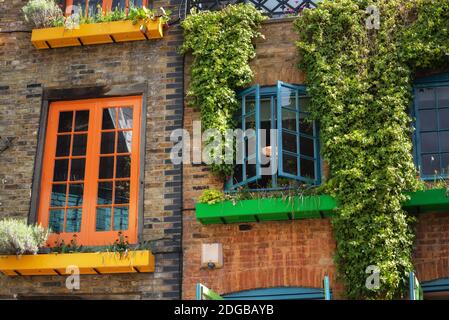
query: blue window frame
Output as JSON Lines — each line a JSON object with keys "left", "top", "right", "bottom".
{"left": 413, "top": 73, "right": 449, "bottom": 180}
{"left": 226, "top": 81, "right": 321, "bottom": 191}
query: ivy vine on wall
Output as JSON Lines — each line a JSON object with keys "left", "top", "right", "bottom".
{"left": 295, "top": 0, "right": 448, "bottom": 299}
{"left": 180, "top": 4, "right": 266, "bottom": 177}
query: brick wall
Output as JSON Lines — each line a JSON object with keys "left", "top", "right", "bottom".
{"left": 0, "top": 0, "right": 183, "bottom": 299}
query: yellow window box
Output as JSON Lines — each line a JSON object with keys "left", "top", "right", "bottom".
{"left": 0, "top": 250, "right": 155, "bottom": 276}
{"left": 31, "top": 19, "right": 164, "bottom": 49}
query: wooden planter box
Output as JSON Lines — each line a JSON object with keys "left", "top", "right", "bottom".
{"left": 0, "top": 250, "right": 155, "bottom": 276}
{"left": 31, "top": 19, "right": 164, "bottom": 49}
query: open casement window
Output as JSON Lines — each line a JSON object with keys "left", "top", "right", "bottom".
{"left": 413, "top": 73, "right": 449, "bottom": 179}
{"left": 38, "top": 96, "right": 142, "bottom": 246}
{"left": 63, "top": 0, "right": 149, "bottom": 17}
{"left": 226, "top": 81, "right": 320, "bottom": 191}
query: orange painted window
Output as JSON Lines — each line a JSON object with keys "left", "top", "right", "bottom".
{"left": 38, "top": 96, "right": 142, "bottom": 247}
{"left": 64, "top": 0, "right": 149, "bottom": 17}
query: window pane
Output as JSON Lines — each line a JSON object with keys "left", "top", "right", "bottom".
{"left": 300, "top": 96, "right": 311, "bottom": 113}
{"left": 417, "top": 88, "right": 435, "bottom": 109}
{"left": 86, "top": 0, "right": 101, "bottom": 16}
{"left": 441, "top": 154, "right": 449, "bottom": 174}
{"left": 58, "top": 111, "right": 73, "bottom": 133}
{"left": 282, "top": 131, "right": 298, "bottom": 154}
{"left": 438, "top": 108, "right": 449, "bottom": 130}
{"left": 234, "top": 164, "right": 243, "bottom": 183}
{"left": 101, "top": 132, "right": 115, "bottom": 154}
{"left": 245, "top": 97, "right": 256, "bottom": 114}
{"left": 74, "top": 110, "right": 89, "bottom": 132}
{"left": 49, "top": 209, "right": 64, "bottom": 233}
{"left": 70, "top": 158, "right": 85, "bottom": 181}
{"left": 117, "top": 107, "right": 133, "bottom": 129}
{"left": 246, "top": 163, "right": 256, "bottom": 180}
{"left": 112, "top": 0, "right": 126, "bottom": 10}
{"left": 97, "top": 182, "right": 113, "bottom": 205}
{"left": 439, "top": 131, "right": 449, "bottom": 152}
{"left": 419, "top": 109, "right": 438, "bottom": 131}
{"left": 115, "top": 181, "right": 130, "bottom": 204}
{"left": 99, "top": 156, "right": 114, "bottom": 179}
{"left": 280, "top": 86, "right": 297, "bottom": 110}
{"left": 53, "top": 159, "right": 69, "bottom": 181}
{"left": 245, "top": 113, "right": 256, "bottom": 131}
{"left": 96, "top": 207, "right": 112, "bottom": 231}
{"left": 66, "top": 208, "right": 81, "bottom": 233}
{"left": 421, "top": 132, "right": 439, "bottom": 153}
{"left": 116, "top": 155, "right": 131, "bottom": 178}
{"left": 282, "top": 108, "right": 297, "bottom": 132}
{"left": 282, "top": 153, "right": 298, "bottom": 176}
{"left": 422, "top": 154, "right": 440, "bottom": 176}
{"left": 437, "top": 87, "right": 449, "bottom": 108}
{"left": 117, "top": 131, "right": 132, "bottom": 153}
{"left": 50, "top": 184, "right": 66, "bottom": 207}
{"left": 300, "top": 158, "right": 315, "bottom": 180}
{"left": 55, "top": 135, "right": 71, "bottom": 157}
{"left": 72, "top": 134, "right": 87, "bottom": 156}
{"left": 300, "top": 136, "right": 314, "bottom": 158}
{"left": 67, "top": 183, "right": 84, "bottom": 206}
{"left": 113, "top": 206, "right": 129, "bottom": 231}
{"left": 102, "top": 108, "right": 116, "bottom": 130}
{"left": 299, "top": 114, "right": 314, "bottom": 136}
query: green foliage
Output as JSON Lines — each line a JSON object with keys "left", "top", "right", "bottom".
{"left": 295, "top": 0, "right": 448, "bottom": 299}
{"left": 50, "top": 234, "right": 86, "bottom": 253}
{"left": 199, "top": 189, "right": 225, "bottom": 205}
{"left": 128, "top": 6, "right": 172, "bottom": 25}
{"left": 181, "top": 4, "right": 266, "bottom": 177}
{"left": 0, "top": 219, "right": 49, "bottom": 255}
{"left": 22, "top": 0, "right": 64, "bottom": 28}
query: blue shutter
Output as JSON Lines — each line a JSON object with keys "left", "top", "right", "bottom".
{"left": 277, "top": 81, "right": 320, "bottom": 184}
{"left": 227, "top": 85, "right": 261, "bottom": 190}
{"left": 323, "top": 275, "right": 332, "bottom": 300}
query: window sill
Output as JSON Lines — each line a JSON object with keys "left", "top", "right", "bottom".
{"left": 196, "top": 188, "right": 449, "bottom": 224}
{"left": 31, "top": 19, "right": 164, "bottom": 50}
{"left": 0, "top": 250, "right": 154, "bottom": 276}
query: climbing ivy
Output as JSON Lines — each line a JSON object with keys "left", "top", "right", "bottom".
{"left": 295, "top": 0, "right": 449, "bottom": 299}
{"left": 181, "top": 4, "right": 266, "bottom": 177}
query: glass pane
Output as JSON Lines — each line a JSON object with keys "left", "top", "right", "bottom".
{"left": 74, "top": 110, "right": 89, "bottom": 132}
{"left": 66, "top": 208, "right": 81, "bottom": 233}
{"left": 441, "top": 154, "right": 449, "bottom": 174}
{"left": 299, "top": 114, "right": 313, "bottom": 136}
{"left": 117, "top": 131, "right": 132, "bottom": 153}
{"left": 117, "top": 107, "right": 133, "bottom": 129}
{"left": 97, "top": 182, "right": 113, "bottom": 205}
{"left": 422, "top": 154, "right": 440, "bottom": 176}
{"left": 419, "top": 109, "right": 438, "bottom": 131}
{"left": 282, "top": 108, "right": 297, "bottom": 132}
{"left": 67, "top": 183, "right": 84, "bottom": 206}
{"left": 280, "top": 86, "right": 297, "bottom": 110}
{"left": 129, "top": 0, "right": 144, "bottom": 8}
{"left": 438, "top": 108, "right": 449, "bottom": 130}
{"left": 101, "top": 132, "right": 115, "bottom": 154}
{"left": 53, "top": 159, "right": 69, "bottom": 181}
{"left": 99, "top": 156, "right": 114, "bottom": 179}
{"left": 50, "top": 184, "right": 66, "bottom": 207}
{"left": 282, "top": 153, "right": 298, "bottom": 176}
{"left": 245, "top": 113, "right": 256, "bottom": 131}
{"left": 112, "top": 0, "right": 126, "bottom": 10}
{"left": 246, "top": 163, "right": 256, "bottom": 179}
{"left": 115, "top": 181, "right": 130, "bottom": 204}
{"left": 55, "top": 135, "right": 71, "bottom": 157}
{"left": 96, "top": 207, "right": 112, "bottom": 231}
{"left": 113, "top": 206, "right": 129, "bottom": 231}
{"left": 58, "top": 111, "right": 73, "bottom": 133}
{"left": 300, "top": 158, "right": 315, "bottom": 180}
{"left": 49, "top": 209, "right": 64, "bottom": 233}
{"left": 245, "top": 97, "right": 256, "bottom": 114}
{"left": 70, "top": 158, "right": 85, "bottom": 181}
{"left": 421, "top": 132, "right": 439, "bottom": 153}
{"left": 86, "top": 0, "right": 101, "bottom": 16}
{"left": 439, "top": 131, "right": 449, "bottom": 152}
{"left": 234, "top": 164, "right": 243, "bottom": 184}
{"left": 72, "top": 134, "right": 87, "bottom": 156}
{"left": 116, "top": 155, "right": 131, "bottom": 178}
{"left": 282, "top": 131, "right": 298, "bottom": 154}
{"left": 102, "top": 108, "right": 116, "bottom": 130}
{"left": 417, "top": 88, "right": 435, "bottom": 109}
{"left": 300, "top": 136, "right": 315, "bottom": 158}
{"left": 300, "top": 96, "right": 311, "bottom": 113}
{"left": 437, "top": 87, "right": 449, "bottom": 108}
{"left": 245, "top": 136, "right": 257, "bottom": 158}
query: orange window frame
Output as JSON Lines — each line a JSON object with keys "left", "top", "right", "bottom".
{"left": 64, "top": 0, "right": 149, "bottom": 16}
{"left": 38, "top": 96, "right": 142, "bottom": 247}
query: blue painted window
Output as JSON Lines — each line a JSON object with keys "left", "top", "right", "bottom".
{"left": 414, "top": 73, "right": 449, "bottom": 179}
{"left": 226, "top": 81, "right": 321, "bottom": 191}
{"left": 223, "top": 286, "right": 331, "bottom": 300}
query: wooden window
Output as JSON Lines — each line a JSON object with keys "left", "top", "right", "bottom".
{"left": 38, "top": 96, "right": 142, "bottom": 246}
{"left": 63, "top": 0, "right": 149, "bottom": 17}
